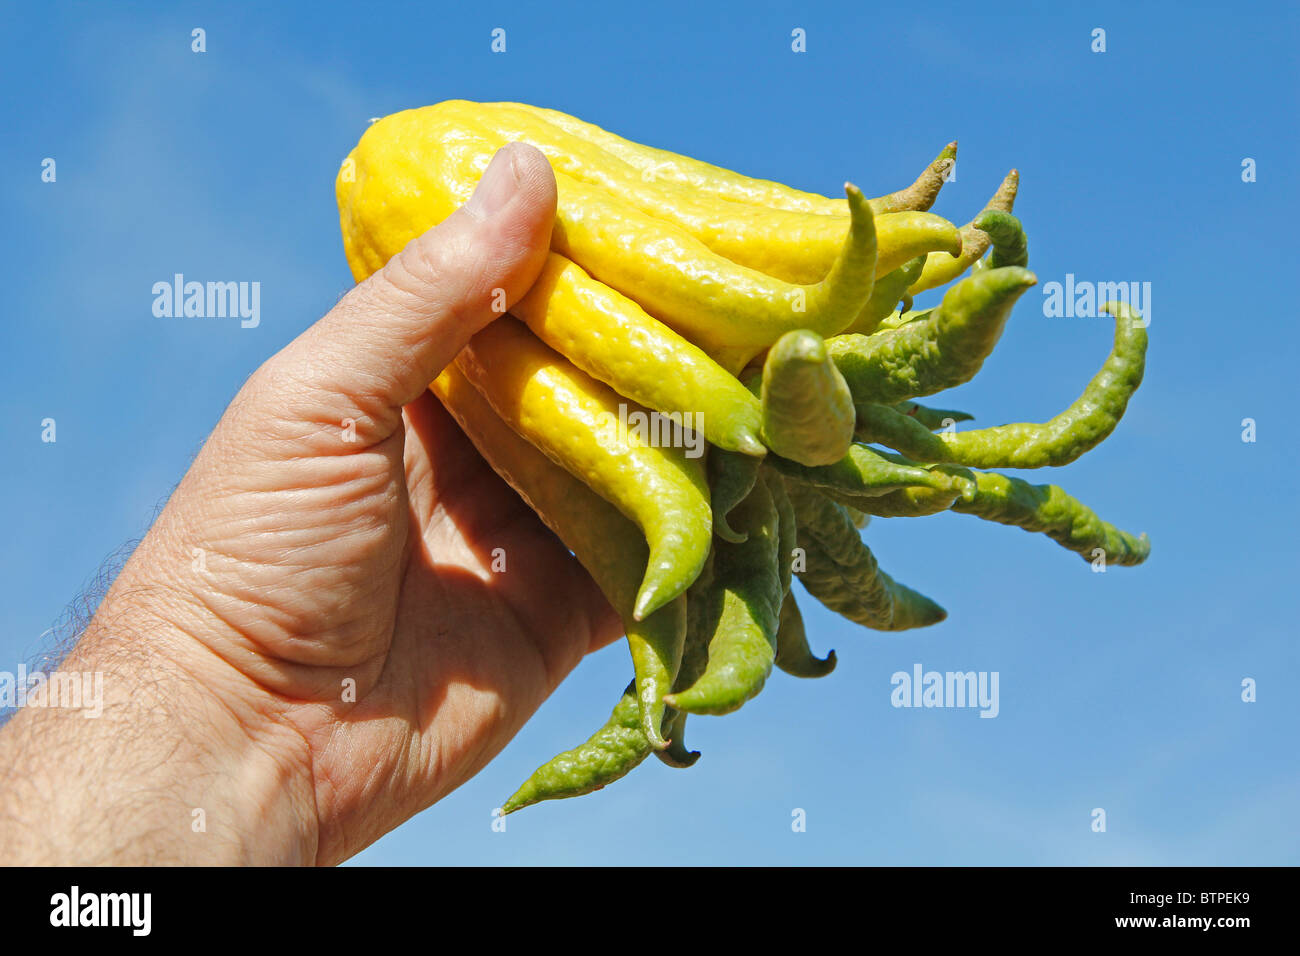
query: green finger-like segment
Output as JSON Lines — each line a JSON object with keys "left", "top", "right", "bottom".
{"left": 710, "top": 449, "right": 762, "bottom": 543}
{"left": 952, "top": 470, "right": 1151, "bottom": 566}
{"left": 678, "top": 553, "right": 718, "bottom": 686}
{"left": 827, "top": 266, "right": 1037, "bottom": 405}
{"left": 830, "top": 447, "right": 974, "bottom": 517}
{"left": 627, "top": 599, "right": 688, "bottom": 750}
{"left": 854, "top": 483, "right": 964, "bottom": 518}
{"left": 935, "top": 302, "right": 1146, "bottom": 468}
{"left": 870, "top": 141, "right": 958, "bottom": 214}
{"left": 844, "top": 255, "right": 928, "bottom": 335}
{"left": 856, "top": 402, "right": 962, "bottom": 460}
{"left": 973, "top": 210, "right": 1028, "bottom": 268}
{"left": 760, "top": 330, "right": 856, "bottom": 466}
{"left": 856, "top": 304, "right": 1147, "bottom": 469}
{"left": 503, "top": 681, "right": 652, "bottom": 813}
{"left": 656, "top": 556, "right": 718, "bottom": 766}
{"left": 767, "top": 441, "right": 957, "bottom": 502}
{"left": 907, "top": 169, "right": 1019, "bottom": 296}
{"left": 774, "top": 593, "right": 837, "bottom": 678}
{"left": 655, "top": 709, "right": 700, "bottom": 768}
{"left": 892, "top": 400, "right": 974, "bottom": 431}
{"left": 767, "top": 470, "right": 798, "bottom": 596}
{"left": 788, "top": 483, "right": 946, "bottom": 631}
{"left": 666, "top": 478, "right": 783, "bottom": 715}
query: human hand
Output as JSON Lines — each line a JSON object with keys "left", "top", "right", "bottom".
{"left": 0, "top": 142, "right": 623, "bottom": 866}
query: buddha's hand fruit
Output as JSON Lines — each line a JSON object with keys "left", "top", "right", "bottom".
{"left": 334, "top": 101, "right": 1152, "bottom": 812}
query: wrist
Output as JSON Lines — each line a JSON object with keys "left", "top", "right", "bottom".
{"left": 0, "top": 574, "right": 320, "bottom": 865}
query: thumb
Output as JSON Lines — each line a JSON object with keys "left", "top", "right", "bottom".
{"left": 281, "top": 141, "right": 557, "bottom": 427}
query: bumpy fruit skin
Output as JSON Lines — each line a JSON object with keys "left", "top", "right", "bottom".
{"left": 502, "top": 682, "right": 653, "bottom": 813}
{"left": 508, "top": 102, "right": 957, "bottom": 218}
{"left": 514, "top": 253, "right": 765, "bottom": 456}
{"left": 466, "top": 101, "right": 963, "bottom": 281}
{"left": 336, "top": 104, "right": 881, "bottom": 367}
{"left": 870, "top": 142, "right": 959, "bottom": 214}
{"left": 951, "top": 470, "right": 1151, "bottom": 566}
{"left": 828, "top": 266, "right": 1038, "bottom": 406}
{"left": 973, "top": 210, "right": 1029, "bottom": 269}
{"left": 786, "top": 482, "right": 947, "bottom": 632}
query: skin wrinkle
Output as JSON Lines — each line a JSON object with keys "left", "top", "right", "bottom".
{"left": 169, "top": 534, "right": 402, "bottom": 675}
{"left": 202, "top": 481, "right": 402, "bottom": 565}
{"left": 178, "top": 494, "right": 400, "bottom": 671}
{"left": 237, "top": 364, "right": 401, "bottom": 453}
{"left": 187, "top": 581, "right": 390, "bottom": 674}
{"left": 214, "top": 453, "right": 403, "bottom": 511}
{"left": 173, "top": 429, "right": 410, "bottom": 665}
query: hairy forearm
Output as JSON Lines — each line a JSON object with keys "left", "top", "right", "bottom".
{"left": 0, "top": 558, "right": 318, "bottom": 865}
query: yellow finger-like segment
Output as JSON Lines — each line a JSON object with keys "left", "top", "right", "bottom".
{"left": 466, "top": 102, "right": 958, "bottom": 285}
{"left": 502, "top": 101, "right": 844, "bottom": 215}
{"left": 503, "top": 102, "right": 953, "bottom": 218}
{"left": 457, "top": 317, "right": 712, "bottom": 621}
{"left": 553, "top": 174, "right": 876, "bottom": 360}
{"left": 467, "top": 103, "right": 844, "bottom": 264}
{"left": 337, "top": 105, "right": 877, "bottom": 359}
{"left": 907, "top": 170, "right": 1019, "bottom": 297}
{"left": 515, "top": 253, "right": 765, "bottom": 456}
{"left": 867, "top": 213, "right": 965, "bottom": 281}
{"left": 698, "top": 209, "right": 959, "bottom": 285}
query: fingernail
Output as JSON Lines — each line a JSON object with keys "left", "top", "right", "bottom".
{"left": 464, "top": 144, "right": 520, "bottom": 221}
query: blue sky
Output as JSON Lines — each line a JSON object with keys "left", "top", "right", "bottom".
{"left": 2, "top": 1, "right": 1296, "bottom": 864}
